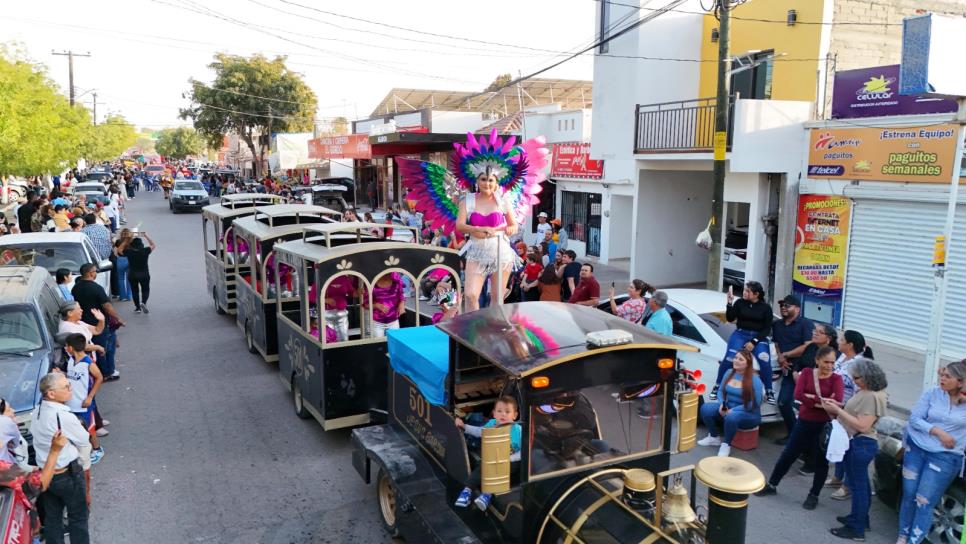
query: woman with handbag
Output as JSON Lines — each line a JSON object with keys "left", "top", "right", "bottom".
{"left": 756, "top": 346, "right": 844, "bottom": 509}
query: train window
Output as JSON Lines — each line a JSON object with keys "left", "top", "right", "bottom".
{"left": 416, "top": 266, "right": 458, "bottom": 324}
{"left": 364, "top": 271, "right": 416, "bottom": 338}
{"left": 235, "top": 233, "right": 251, "bottom": 283}
{"left": 529, "top": 384, "right": 665, "bottom": 478}
{"left": 203, "top": 218, "right": 218, "bottom": 256}
{"left": 321, "top": 272, "right": 369, "bottom": 345}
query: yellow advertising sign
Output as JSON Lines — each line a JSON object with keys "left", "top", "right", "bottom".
{"left": 792, "top": 195, "right": 851, "bottom": 299}
{"left": 807, "top": 124, "right": 959, "bottom": 183}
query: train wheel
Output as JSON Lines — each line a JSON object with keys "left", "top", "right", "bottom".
{"left": 245, "top": 322, "right": 257, "bottom": 354}
{"left": 292, "top": 379, "right": 310, "bottom": 420}
{"left": 213, "top": 288, "right": 225, "bottom": 315}
{"left": 377, "top": 469, "right": 400, "bottom": 538}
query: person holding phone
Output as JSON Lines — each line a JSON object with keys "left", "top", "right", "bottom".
{"left": 711, "top": 281, "right": 776, "bottom": 404}
{"left": 608, "top": 279, "right": 653, "bottom": 324}
{"left": 31, "top": 372, "right": 92, "bottom": 544}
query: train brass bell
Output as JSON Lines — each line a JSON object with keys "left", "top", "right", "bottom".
{"left": 662, "top": 481, "right": 697, "bottom": 525}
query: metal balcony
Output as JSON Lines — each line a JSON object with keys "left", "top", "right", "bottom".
{"left": 634, "top": 96, "right": 735, "bottom": 153}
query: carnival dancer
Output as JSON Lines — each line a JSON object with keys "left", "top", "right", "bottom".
{"left": 397, "top": 130, "right": 549, "bottom": 312}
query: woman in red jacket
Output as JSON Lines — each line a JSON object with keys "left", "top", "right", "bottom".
{"left": 755, "top": 345, "right": 844, "bottom": 510}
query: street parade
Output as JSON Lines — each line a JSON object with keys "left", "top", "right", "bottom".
{"left": 2, "top": 1, "right": 966, "bottom": 543}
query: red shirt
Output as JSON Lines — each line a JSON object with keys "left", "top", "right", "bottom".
{"left": 794, "top": 369, "right": 844, "bottom": 422}
{"left": 569, "top": 276, "right": 600, "bottom": 304}
{"left": 524, "top": 262, "right": 543, "bottom": 281}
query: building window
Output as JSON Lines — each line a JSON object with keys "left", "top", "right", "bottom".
{"left": 599, "top": 0, "right": 611, "bottom": 54}
{"left": 730, "top": 50, "right": 774, "bottom": 100}
{"left": 561, "top": 191, "right": 589, "bottom": 242}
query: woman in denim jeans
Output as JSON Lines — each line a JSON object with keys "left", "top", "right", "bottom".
{"left": 697, "top": 350, "right": 763, "bottom": 457}
{"left": 821, "top": 358, "right": 888, "bottom": 541}
{"left": 896, "top": 361, "right": 966, "bottom": 544}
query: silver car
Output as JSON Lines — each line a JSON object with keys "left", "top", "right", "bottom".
{"left": 169, "top": 180, "right": 210, "bottom": 213}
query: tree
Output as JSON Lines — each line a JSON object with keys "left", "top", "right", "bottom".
{"left": 155, "top": 127, "right": 204, "bottom": 159}
{"left": 181, "top": 53, "right": 317, "bottom": 178}
{"left": 79, "top": 114, "right": 138, "bottom": 162}
{"left": 485, "top": 74, "right": 513, "bottom": 92}
{"left": 0, "top": 46, "right": 89, "bottom": 178}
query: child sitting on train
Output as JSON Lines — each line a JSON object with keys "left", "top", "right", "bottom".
{"left": 454, "top": 395, "right": 522, "bottom": 511}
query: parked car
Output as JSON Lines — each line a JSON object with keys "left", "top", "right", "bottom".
{"left": 169, "top": 180, "right": 210, "bottom": 213}
{"left": 83, "top": 171, "right": 113, "bottom": 184}
{"left": 597, "top": 288, "right": 782, "bottom": 422}
{"left": 723, "top": 227, "right": 748, "bottom": 291}
{"left": 73, "top": 182, "right": 109, "bottom": 199}
{"left": 0, "top": 233, "right": 112, "bottom": 293}
{"left": 0, "top": 266, "right": 65, "bottom": 443}
{"left": 873, "top": 416, "right": 964, "bottom": 544}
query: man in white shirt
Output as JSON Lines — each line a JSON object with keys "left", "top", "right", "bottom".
{"left": 534, "top": 212, "right": 552, "bottom": 245}
{"left": 31, "top": 372, "right": 90, "bottom": 544}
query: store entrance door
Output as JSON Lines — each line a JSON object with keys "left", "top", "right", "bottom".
{"left": 586, "top": 193, "right": 602, "bottom": 257}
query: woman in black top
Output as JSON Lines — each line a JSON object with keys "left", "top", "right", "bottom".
{"left": 117, "top": 233, "right": 156, "bottom": 314}
{"left": 711, "top": 281, "right": 777, "bottom": 403}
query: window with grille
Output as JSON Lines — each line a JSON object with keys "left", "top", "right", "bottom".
{"left": 561, "top": 191, "right": 589, "bottom": 242}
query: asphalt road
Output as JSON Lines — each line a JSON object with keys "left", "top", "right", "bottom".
{"left": 89, "top": 190, "right": 899, "bottom": 544}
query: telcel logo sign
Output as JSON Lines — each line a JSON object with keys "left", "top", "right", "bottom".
{"left": 856, "top": 75, "right": 895, "bottom": 101}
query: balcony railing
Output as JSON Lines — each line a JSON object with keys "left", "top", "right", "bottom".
{"left": 634, "top": 96, "right": 736, "bottom": 153}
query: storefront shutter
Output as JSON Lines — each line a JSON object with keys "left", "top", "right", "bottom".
{"left": 843, "top": 198, "right": 966, "bottom": 358}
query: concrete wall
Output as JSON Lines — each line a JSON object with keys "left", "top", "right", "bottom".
{"left": 634, "top": 169, "right": 711, "bottom": 287}
{"left": 430, "top": 111, "right": 486, "bottom": 134}
{"left": 730, "top": 99, "right": 812, "bottom": 173}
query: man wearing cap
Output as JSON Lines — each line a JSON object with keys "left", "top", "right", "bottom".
{"left": 535, "top": 212, "right": 552, "bottom": 245}
{"left": 771, "top": 294, "right": 814, "bottom": 444}
{"left": 643, "top": 291, "right": 673, "bottom": 336}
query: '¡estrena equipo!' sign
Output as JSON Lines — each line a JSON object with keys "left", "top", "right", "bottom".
{"left": 806, "top": 124, "right": 960, "bottom": 183}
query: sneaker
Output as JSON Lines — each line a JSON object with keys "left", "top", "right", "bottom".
{"left": 418, "top": 295, "right": 429, "bottom": 301}
{"left": 765, "top": 390, "right": 777, "bottom": 404}
{"left": 825, "top": 476, "right": 843, "bottom": 488}
{"left": 773, "top": 436, "right": 789, "bottom": 446}
{"left": 90, "top": 448, "right": 104, "bottom": 465}
{"left": 141, "top": 304, "right": 149, "bottom": 314}
{"left": 798, "top": 465, "right": 815, "bottom": 476}
{"left": 102, "top": 419, "right": 110, "bottom": 427}
{"left": 454, "top": 487, "right": 472, "bottom": 508}
{"left": 831, "top": 487, "right": 851, "bottom": 501}
{"left": 802, "top": 494, "right": 818, "bottom": 510}
{"left": 717, "top": 443, "right": 731, "bottom": 457}
{"left": 708, "top": 385, "right": 719, "bottom": 401}
{"left": 697, "top": 434, "right": 722, "bottom": 447}
{"left": 829, "top": 526, "right": 865, "bottom": 541}
{"left": 111, "top": 371, "right": 119, "bottom": 379}
{"left": 134, "top": 308, "right": 142, "bottom": 314}
{"left": 836, "top": 516, "right": 871, "bottom": 531}
{"left": 755, "top": 483, "right": 777, "bottom": 497}
{"left": 474, "top": 492, "right": 492, "bottom": 511}
{"left": 96, "top": 428, "right": 109, "bottom": 437}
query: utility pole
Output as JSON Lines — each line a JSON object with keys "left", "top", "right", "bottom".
{"left": 51, "top": 50, "right": 91, "bottom": 106}
{"left": 706, "top": 0, "right": 732, "bottom": 291}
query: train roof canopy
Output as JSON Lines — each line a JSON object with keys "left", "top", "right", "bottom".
{"left": 436, "top": 302, "right": 697, "bottom": 378}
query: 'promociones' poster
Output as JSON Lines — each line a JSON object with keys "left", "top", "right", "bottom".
{"left": 792, "top": 194, "right": 852, "bottom": 299}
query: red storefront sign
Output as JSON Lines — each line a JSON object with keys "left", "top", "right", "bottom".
{"left": 550, "top": 142, "right": 604, "bottom": 179}
{"left": 308, "top": 134, "right": 372, "bottom": 160}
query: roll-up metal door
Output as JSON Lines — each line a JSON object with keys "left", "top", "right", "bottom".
{"left": 843, "top": 198, "right": 966, "bottom": 358}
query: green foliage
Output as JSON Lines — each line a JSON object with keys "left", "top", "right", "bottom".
{"left": 155, "top": 127, "right": 204, "bottom": 159}
{"left": 485, "top": 74, "right": 513, "bottom": 92}
{"left": 181, "top": 53, "right": 316, "bottom": 176}
{"left": 80, "top": 114, "right": 138, "bottom": 162}
{"left": 0, "top": 47, "right": 89, "bottom": 176}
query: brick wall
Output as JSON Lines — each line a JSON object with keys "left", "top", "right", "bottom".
{"left": 821, "top": 0, "right": 966, "bottom": 117}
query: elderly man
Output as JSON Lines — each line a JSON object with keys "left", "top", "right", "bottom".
{"left": 643, "top": 291, "right": 673, "bottom": 336}
{"left": 568, "top": 263, "right": 600, "bottom": 306}
{"left": 31, "top": 372, "right": 91, "bottom": 544}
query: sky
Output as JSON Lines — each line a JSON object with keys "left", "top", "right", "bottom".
{"left": 3, "top": 0, "right": 597, "bottom": 130}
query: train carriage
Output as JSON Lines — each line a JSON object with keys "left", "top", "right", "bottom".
{"left": 351, "top": 302, "right": 766, "bottom": 543}
{"left": 231, "top": 204, "right": 341, "bottom": 362}
{"left": 273, "top": 222, "right": 461, "bottom": 431}
{"left": 201, "top": 193, "right": 285, "bottom": 315}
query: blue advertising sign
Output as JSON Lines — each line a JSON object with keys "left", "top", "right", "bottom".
{"left": 832, "top": 64, "right": 956, "bottom": 119}
{"left": 900, "top": 15, "right": 932, "bottom": 96}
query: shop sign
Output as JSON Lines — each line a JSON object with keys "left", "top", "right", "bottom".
{"left": 792, "top": 194, "right": 852, "bottom": 299}
{"left": 308, "top": 134, "right": 372, "bottom": 160}
{"left": 831, "top": 65, "right": 957, "bottom": 119}
{"left": 550, "top": 142, "right": 604, "bottom": 179}
{"left": 806, "top": 124, "right": 959, "bottom": 183}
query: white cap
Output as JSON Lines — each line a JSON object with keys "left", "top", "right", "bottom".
{"left": 537, "top": 212, "right": 548, "bottom": 218}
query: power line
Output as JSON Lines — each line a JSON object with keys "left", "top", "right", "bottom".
{"left": 275, "top": 0, "right": 566, "bottom": 54}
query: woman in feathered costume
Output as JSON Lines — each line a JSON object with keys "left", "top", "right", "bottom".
{"left": 397, "top": 130, "right": 548, "bottom": 311}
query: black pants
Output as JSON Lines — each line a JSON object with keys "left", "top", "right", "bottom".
{"left": 40, "top": 465, "right": 89, "bottom": 544}
{"left": 109, "top": 254, "right": 119, "bottom": 297}
{"left": 768, "top": 418, "right": 829, "bottom": 497}
{"left": 777, "top": 374, "right": 797, "bottom": 435}
{"left": 129, "top": 273, "right": 151, "bottom": 308}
